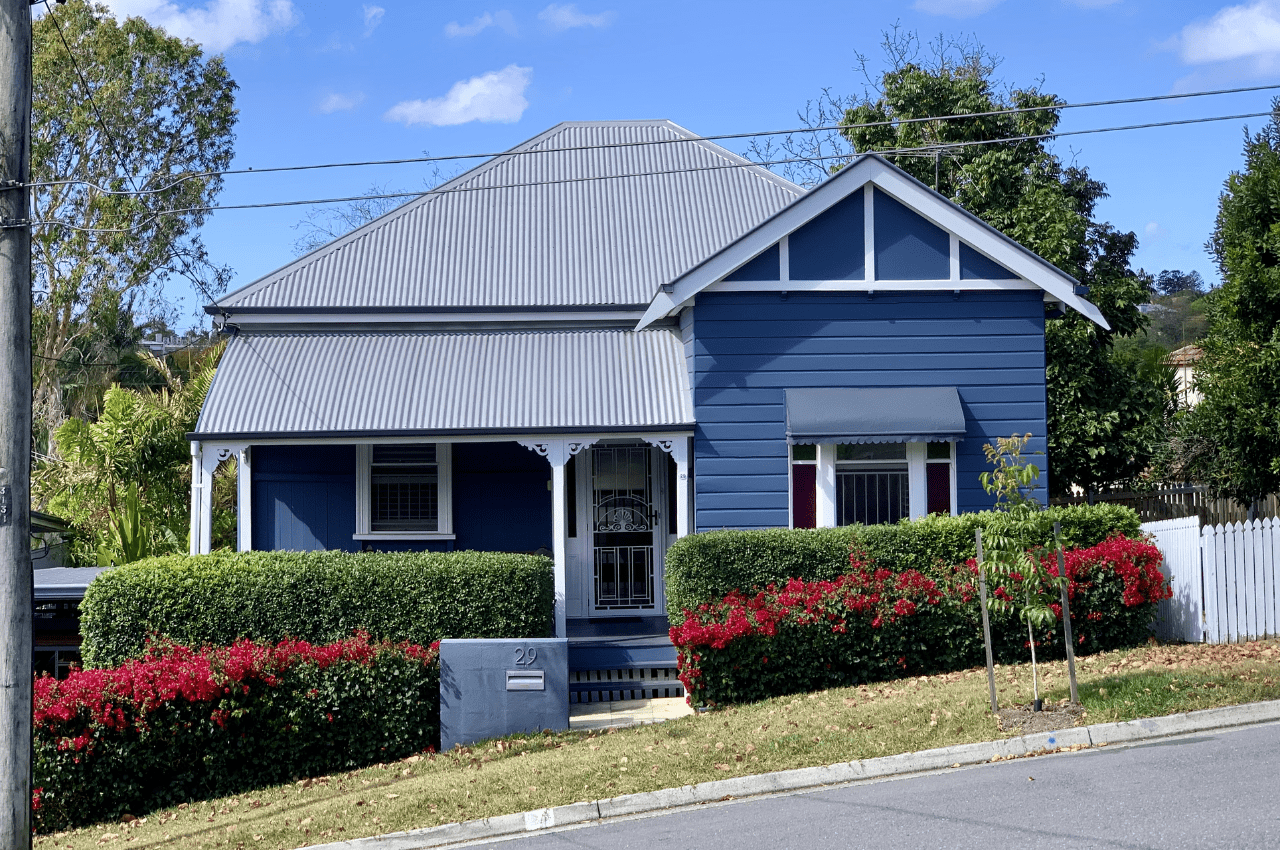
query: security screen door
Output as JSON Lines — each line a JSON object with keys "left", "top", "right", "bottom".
{"left": 590, "top": 445, "right": 659, "bottom": 611}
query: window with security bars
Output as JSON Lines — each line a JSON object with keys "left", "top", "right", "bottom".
{"left": 370, "top": 445, "right": 439, "bottom": 532}
{"left": 836, "top": 443, "right": 908, "bottom": 526}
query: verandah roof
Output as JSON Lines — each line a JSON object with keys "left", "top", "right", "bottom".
{"left": 192, "top": 328, "right": 694, "bottom": 439}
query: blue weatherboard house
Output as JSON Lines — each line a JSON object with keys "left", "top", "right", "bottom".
{"left": 190, "top": 120, "right": 1106, "bottom": 678}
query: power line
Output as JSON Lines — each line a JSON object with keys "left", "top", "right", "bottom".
{"left": 9, "top": 108, "right": 1272, "bottom": 234}
{"left": 39, "top": 0, "right": 226, "bottom": 310}
{"left": 22, "top": 82, "right": 1280, "bottom": 197}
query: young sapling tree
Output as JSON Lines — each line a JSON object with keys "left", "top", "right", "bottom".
{"left": 979, "top": 433, "right": 1063, "bottom": 711}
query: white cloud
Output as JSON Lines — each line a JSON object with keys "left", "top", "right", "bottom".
{"left": 362, "top": 4, "right": 384, "bottom": 36}
{"left": 537, "top": 3, "right": 615, "bottom": 30}
{"left": 99, "top": 0, "right": 298, "bottom": 52}
{"left": 911, "top": 0, "right": 1004, "bottom": 17}
{"left": 1175, "top": 1, "right": 1280, "bottom": 64}
{"left": 1145, "top": 221, "right": 1168, "bottom": 239}
{"left": 318, "top": 92, "right": 364, "bottom": 113}
{"left": 384, "top": 65, "right": 532, "bottom": 127}
{"left": 445, "top": 10, "right": 517, "bottom": 37}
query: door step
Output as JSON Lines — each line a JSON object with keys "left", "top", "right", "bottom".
{"left": 569, "top": 667, "right": 684, "bottom": 704}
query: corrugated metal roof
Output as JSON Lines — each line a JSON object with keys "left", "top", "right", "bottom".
{"left": 216, "top": 121, "right": 803, "bottom": 311}
{"left": 194, "top": 328, "right": 694, "bottom": 437}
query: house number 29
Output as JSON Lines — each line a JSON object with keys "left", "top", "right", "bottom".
{"left": 514, "top": 647, "right": 538, "bottom": 666}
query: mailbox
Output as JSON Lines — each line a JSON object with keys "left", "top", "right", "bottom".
{"left": 439, "top": 638, "right": 569, "bottom": 750}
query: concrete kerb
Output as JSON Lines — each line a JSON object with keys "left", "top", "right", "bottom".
{"left": 311, "top": 699, "right": 1280, "bottom": 850}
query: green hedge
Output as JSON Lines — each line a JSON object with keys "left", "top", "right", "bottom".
{"left": 80, "top": 550, "right": 554, "bottom": 668}
{"left": 665, "top": 504, "right": 1142, "bottom": 622}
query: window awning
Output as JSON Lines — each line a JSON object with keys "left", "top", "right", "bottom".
{"left": 785, "top": 387, "right": 966, "bottom": 445}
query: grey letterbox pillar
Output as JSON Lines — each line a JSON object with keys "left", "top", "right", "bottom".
{"left": 439, "top": 638, "right": 569, "bottom": 751}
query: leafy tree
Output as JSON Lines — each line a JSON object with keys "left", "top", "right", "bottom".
{"left": 1153, "top": 269, "right": 1207, "bottom": 297}
{"left": 1178, "top": 104, "right": 1280, "bottom": 508}
{"left": 35, "top": 343, "right": 232, "bottom": 564}
{"left": 31, "top": 0, "right": 236, "bottom": 448}
{"left": 754, "top": 31, "right": 1173, "bottom": 496}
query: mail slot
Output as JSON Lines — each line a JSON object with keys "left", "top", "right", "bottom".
{"left": 506, "top": 670, "right": 545, "bottom": 691}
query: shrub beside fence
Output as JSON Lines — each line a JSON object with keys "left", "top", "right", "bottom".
{"left": 664, "top": 504, "right": 1142, "bottom": 624}
{"left": 80, "top": 550, "right": 554, "bottom": 668}
{"left": 671, "top": 536, "right": 1169, "bottom": 707}
{"left": 32, "top": 633, "right": 439, "bottom": 832}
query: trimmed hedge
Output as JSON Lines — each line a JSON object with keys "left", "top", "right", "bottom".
{"left": 671, "top": 536, "right": 1170, "bottom": 707}
{"left": 33, "top": 633, "right": 439, "bottom": 832}
{"left": 81, "top": 550, "right": 554, "bottom": 668}
{"left": 665, "top": 504, "right": 1141, "bottom": 623}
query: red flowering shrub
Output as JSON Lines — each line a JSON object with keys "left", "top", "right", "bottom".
{"left": 672, "top": 536, "right": 1169, "bottom": 707}
{"left": 32, "top": 632, "right": 439, "bottom": 832}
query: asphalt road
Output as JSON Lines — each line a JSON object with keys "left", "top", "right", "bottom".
{"left": 474, "top": 721, "right": 1280, "bottom": 850}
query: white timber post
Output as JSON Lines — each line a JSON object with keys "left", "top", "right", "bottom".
{"left": 645, "top": 435, "right": 691, "bottom": 538}
{"left": 195, "top": 443, "right": 247, "bottom": 555}
{"left": 816, "top": 442, "right": 837, "bottom": 527}
{"left": 189, "top": 441, "right": 202, "bottom": 555}
{"left": 907, "top": 442, "right": 928, "bottom": 520}
{"left": 518, "top": 439, "right": 594, "bottom": 638}
{"left": 237, "top": 446, "right": 253, "bottom": 551}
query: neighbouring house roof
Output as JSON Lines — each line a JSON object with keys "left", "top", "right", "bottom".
{"left": 193, "top": 328, "right": 694, "bottom": 439}
{"left": 1167, "top": 344, "right": 1203, "bottom": 366}
{"left": 636, "top": 153, "right": 1109, "bottom": 330}
{"left": 210, "top": 120, "right": 803, "bottom": 314}
{"left": 33, "top": 567, "right": 110, "bottom": 600}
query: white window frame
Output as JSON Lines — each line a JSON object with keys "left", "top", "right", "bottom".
{"left": 354, "top": 443, "right": 455, "bottom": 540}
{"left": 803, "top": 440, "right": 957, "bottom": 527}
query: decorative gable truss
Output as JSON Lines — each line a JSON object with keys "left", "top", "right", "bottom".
{"left": 637, "top": 154, "right": 1108, "bottom": 330}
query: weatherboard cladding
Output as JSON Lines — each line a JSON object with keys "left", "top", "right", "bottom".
{"left": 690, "top": 291, "right": 1048, "bottom": 531}
{"left": 194, "top": 328, "right": 693, "bottom": 437}
{"left": 217, "top": 121, "right": 802, "bottom": 311}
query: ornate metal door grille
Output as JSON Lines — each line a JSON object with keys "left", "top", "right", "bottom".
{"left": 592, "top": 446, "right": 656, "bottom": 610}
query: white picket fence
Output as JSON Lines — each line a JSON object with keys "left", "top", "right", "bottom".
{"left": 1145, "top": 516, "right": 1203, "bottom": 643}
{"left": 1142, "top": 515, "right": 1280, "bottom": 644}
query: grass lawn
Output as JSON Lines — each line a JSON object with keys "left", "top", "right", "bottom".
{"left": 40, "top": 639, "right": 1280, "bottom": 850}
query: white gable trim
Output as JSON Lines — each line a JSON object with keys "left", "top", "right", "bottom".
{"left": 636, "top": 154, "right": 1109, "bottom": 330}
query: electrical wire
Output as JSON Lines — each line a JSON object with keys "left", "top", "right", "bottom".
{"left": 9, "top": 108, "right": 1272, "bottom": 233}
{"left": 22, "top": 81, "right": 1280, "bottom": 197}
{"left": 39, "top": 0, "right": 228, "bottom": 310}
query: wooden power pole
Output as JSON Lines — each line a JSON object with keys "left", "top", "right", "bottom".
{"left": 0, "top": 0, "right": 32, "bottom": 847}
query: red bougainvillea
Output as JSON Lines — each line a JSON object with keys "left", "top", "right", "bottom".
{"left": 34, "top": 632, "right": 440, "bottom": 832}
{"left": 672, "top": 535, "right": 1170, "bottom": 708}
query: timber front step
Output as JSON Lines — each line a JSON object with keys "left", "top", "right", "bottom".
{"left": 569, "top": 668, "right": 684, "bottom": 704}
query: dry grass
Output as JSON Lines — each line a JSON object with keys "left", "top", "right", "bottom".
{"left": 39, "top": 639, "right": 1280, "bottom": 850}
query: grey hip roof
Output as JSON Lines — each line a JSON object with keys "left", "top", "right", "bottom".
{"left": 213, "top": 121, "right": 802, "bottom": 313}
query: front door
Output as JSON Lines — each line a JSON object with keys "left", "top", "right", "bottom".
{"left": 589, "top": 445, "right": 663, "bottom": 613}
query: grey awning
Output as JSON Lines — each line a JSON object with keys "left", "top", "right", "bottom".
{"left": 785, "top": 387, "right": 966, "bottom": 445}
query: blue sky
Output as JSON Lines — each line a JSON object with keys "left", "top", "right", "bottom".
{"left": 93, "top": 0, "right": 1280, "bottom": 327}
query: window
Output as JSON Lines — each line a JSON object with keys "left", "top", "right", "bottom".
{"left": 356, "top": 444, "right": 453, "bottom": 539}
{"left": 790, "top": 441, "right": 955, "bottom": 528}
{"left": 790, "top": 444, "right": 817, "bottom": 529}
{"left": 836, "top": 443, "right": 909, "bottom": 525}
